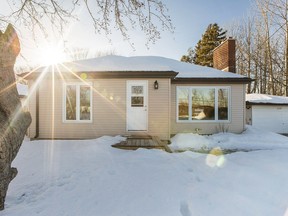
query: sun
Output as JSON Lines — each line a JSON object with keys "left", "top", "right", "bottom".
{"left": 39, "top": 44, "right": 67, "bottom": 66}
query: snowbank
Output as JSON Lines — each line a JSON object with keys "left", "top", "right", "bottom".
{"left": 2, "top": 127, "right": 288, "bottom": 216}
{"left": 170, "top": 126, "right": 288, "bottom": 151}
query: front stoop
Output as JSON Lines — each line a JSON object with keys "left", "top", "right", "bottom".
{"left": 112, "top": 136, "right": 172, "bottom": 153}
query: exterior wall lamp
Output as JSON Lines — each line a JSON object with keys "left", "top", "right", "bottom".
{"left": 154, "top": 80, "right": 159, "bottom": 90}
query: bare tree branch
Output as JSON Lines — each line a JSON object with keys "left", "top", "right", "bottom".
{"left": 1, "top": 0, "right": 174, "bottom": 46}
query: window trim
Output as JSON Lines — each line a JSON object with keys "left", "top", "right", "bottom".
{"left": 176, "top": 86, "right": 231, "bottom": 123}
{"left": 63, "top": 82, "right": 93, "bottom": 123}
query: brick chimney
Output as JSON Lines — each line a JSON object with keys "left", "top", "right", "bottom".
{"left": 213, "top": 38, "right": 236, "bottom": 73}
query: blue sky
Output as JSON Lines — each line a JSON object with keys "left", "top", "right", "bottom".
{"left": 13, "top": 0, "right": 253, "bottom": 66}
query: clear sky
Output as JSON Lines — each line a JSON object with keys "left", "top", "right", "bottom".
{"left": 10, "top": 0, "right": 253, "bottom": 67}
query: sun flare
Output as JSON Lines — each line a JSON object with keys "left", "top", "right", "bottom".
{"left": 39, "top": 44, "right": 67, "bottom": 66}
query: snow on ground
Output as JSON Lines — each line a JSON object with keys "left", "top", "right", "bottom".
{"left": 170, "top": 126, "right": 288, "bottom": 151}
{"left": 3, "top": 127, "right": 288, "bottom": 216}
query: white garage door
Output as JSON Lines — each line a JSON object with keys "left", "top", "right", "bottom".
{"left": 252, "top": 105, "right": 288, "bottom": 133}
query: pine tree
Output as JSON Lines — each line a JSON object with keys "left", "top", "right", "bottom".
{"left": 180, "top": 48, "right": 194, "bottom": 63}
{"left": 181, "top": 23, "right": 227, "bottom": 67}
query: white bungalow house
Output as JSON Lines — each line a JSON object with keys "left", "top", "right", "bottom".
{"left": 19, "top": 54, "right": 251, "bottom": 140}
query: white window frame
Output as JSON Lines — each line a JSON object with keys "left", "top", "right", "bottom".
{"left": 63, "top": 82, "right": 93, "bottom": 123}
{"left": 176, "top": 86, "right": 231, "bottom": 123}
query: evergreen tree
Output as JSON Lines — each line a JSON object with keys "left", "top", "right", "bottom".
{"left": 180, "top": 48, "right": 194, "bottom": 63}
{"left": 181, "top": 23, "right": 227, "bottom": 67}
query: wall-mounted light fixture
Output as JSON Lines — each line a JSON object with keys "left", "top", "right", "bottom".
{"left": 154, "top": 80, "right": 159, "bottom": 90}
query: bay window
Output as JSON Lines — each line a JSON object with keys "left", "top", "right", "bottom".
{"left": 177, "top": 86, "right": 230, "bottom": 122}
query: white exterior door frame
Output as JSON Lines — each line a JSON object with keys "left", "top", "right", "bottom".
{"left": 126, "top": 80, "right": 148, "bottom": 131}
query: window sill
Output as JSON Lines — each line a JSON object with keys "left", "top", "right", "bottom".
{"left": 63, "top": 120, "right": 93, "bottom": 124}
{"left": 176, "top": 120, "right": 231, "bottom": 123}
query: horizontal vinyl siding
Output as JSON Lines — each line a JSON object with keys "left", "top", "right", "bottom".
{"left": 171, "top": 83, "right": 245, "bottom": 134}
{"left": 30, "top": 78, "right": 170, "bottom": 140}
{"left": 230, "top": 84, "right": 245, "bottom": 132}
{"left": 93, "top": 79, "right": 126, "bottom": 136}
{"left": 27, "top": 80, "right": 37, "bottom": 138}
{"left": 251, "top": 105, "right": 288, "bottom": 133}
{"left": 148, "top": 79, "right": 170, "bottom": 140}
{"left": 37, "top": 79, "right": 126, "bottom": 139}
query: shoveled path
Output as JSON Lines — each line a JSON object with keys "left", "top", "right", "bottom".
{"left": 112, "top": 136, "right": 172, "bottom": 153}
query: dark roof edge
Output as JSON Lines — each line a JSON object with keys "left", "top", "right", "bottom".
{"left": 246, "top": 102, "right": 288, "bottom": 106}
{"left": 19, "top": 70, "right": 252, "bottom": 84}
{"left": 172, "top": 77, "right": 253, "bottom": 84}
{"left": 19, "top": 71, "right": 179, "bottom": 80}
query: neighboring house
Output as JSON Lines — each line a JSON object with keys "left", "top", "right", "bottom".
{"left": 246, "top": 94, "right": 288, "bottom": 134}
{"left": 19, "top": 53, "right": 251, "bottom": 140}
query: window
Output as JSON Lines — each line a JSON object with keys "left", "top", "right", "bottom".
{"left": 178, "top": 88, "right": 189, "bottom": 120}
{"left": 177, "top": 86, "right": 230, "bottom": 122}
{"left": 131, "top": 85, "right": 144, "bottom": 107}
{"left": 64, "top": 83, "right": 92, "bottom": 122}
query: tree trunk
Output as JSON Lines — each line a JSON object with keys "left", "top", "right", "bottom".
{"left": 285, "top": 1, "right": 288, "bottom": 96}
{"left": 247, "top": 21, "right": 252, "bottom": 93}
{"left": 0, "top": 24, "right": 32, "bottom": 210}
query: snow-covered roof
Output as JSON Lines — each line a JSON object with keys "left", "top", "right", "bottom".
{"left": 246, "top": 93, "right": 288, "bottom": 105}
{"left": 31, "top": 55, "right": 247, "bottom": 79}
{"left": 16, "top": 83, "right": 28, "bottom": 96}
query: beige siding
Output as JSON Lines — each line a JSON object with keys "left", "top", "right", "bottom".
{"left": 148, "top": 78, "right": 170, "bottom": 139}
{"left": 27, "top": 80, "right": 37, "bottom": 138}
{"left": 171, "top": 83, "right": 246, "bottom": 134}
{"left": 27, "top": 76, "right": 246, "bottom": 139}
{"left": 28, "top": 78, "right": 170, "bottom": 140}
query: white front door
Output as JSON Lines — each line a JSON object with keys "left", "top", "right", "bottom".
{"left": 127, "top": 80, "right": 148, "bottom": 131}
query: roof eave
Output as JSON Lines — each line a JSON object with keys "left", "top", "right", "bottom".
{"left": 172, "top": 77, "right": 253, "bottom": 84}
{"left": 246, "top": 102, "right": 288, "bottom": 106}
{"left": 19, "top": 70, "right": 178, "bottom": 80}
